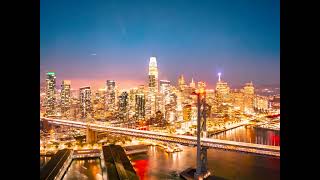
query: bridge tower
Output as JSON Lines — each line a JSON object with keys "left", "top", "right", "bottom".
{"left": 194, "top": 90, "right": 210, "bottom": 179}
{"left": 86, "top": 128, "right": 97, "bottom": 144}
{"left": 41, "top": 119, "right": 51, "bottom": 132}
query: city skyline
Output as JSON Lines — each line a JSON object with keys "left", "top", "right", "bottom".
{"left": 40, "top": 0, "right": 280, "bottom": 89}
{"left": 40, "top": 60, "right": 279, "bottom": 91}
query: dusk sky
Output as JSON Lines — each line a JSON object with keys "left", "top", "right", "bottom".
{"left": 40, "top": 0, "right": 280, "bottom": 90}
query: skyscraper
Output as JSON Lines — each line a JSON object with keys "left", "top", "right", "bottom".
{"left": 93, "top": 88, "right": 106, "bottom": 120}
{"left": 118, "top": 91, "right": 129, "bottom": 122}
{"left": 129, "top": 88, "right": 138, "bottom": 118}
{"left": 45, "top": 72, "right": 56, "bottom": 116}
{"left": 183, "top": 104, "right": 192, "bottom": 121}
{"left": 146, "top": 57, "right": 158, "bottom": 118}
{"left": 135, "top": 93, "right": 145, "bottom": 119}
{"left": 178, "top": 74, "right": 186, "bottom": 91}
{"left": 159, "top": 80, "right": 171, "bottom": 113}
{"left": 243, "top": 81, "right": 255, "bottom": 113}
{"left": 148, "top": 57, "right": 158, "bottom": 92}
{"left": 190, "top": 78, "right": 196, "bottom": 89}
{"left": 61, "top": 80, "right": 71, "bottom": 117}
{"left": 215, "top": 73, "right": 230, "bottom": 103}
{"left": 254, "top": 95, "right": 269, "bottom": 112}
{"left": 106, "top": 80, "right": 116, "bottom": 111}
{"left": 231, "top": 89, "right": 244, "bottom": 111}
{"left": 197, "top": 81, "right": 206, "bottom": 92}
{"left": 79, "top": 86, "right": 92, "bottom": 118}
{"left": 159, "top": 80, "right": 170, "bottom": 94}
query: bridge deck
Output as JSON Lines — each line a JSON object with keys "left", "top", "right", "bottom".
{"left": 41, "top": 118, "right": 280, "bottom": 157}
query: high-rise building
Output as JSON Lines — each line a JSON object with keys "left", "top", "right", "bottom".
{"left": 165, "top": 93, "right": 177, "bottom": 123}
{"left": 106, "top": 80, "right": 116, "bottom": 111}
{"left": 118, "top": 91, "right": 129, "bottom": 121}
{"left": 135, "top": 93, "right": 145, "bottom": 119}
{"left": 146, "top": 57, "right": 158, "bottom": 118}
{"left": 197, "top": 81, "right": 206, "bottom": 92}
{"left": 215, "top": 73, "right": 230, "bottom": 103}
{"left": 93, "top": 88, "right": 106, "bottom": 120}
{"left": 176, "top": 91, "right": 183, "bottom": 121}
{"left": 97, "top": 88, "right": 106, "bottom": 108}
{"left": 159, "top": 80, "right": 170, "bottom": 94}
{"left": 79, "top": 86, "right": 92, "bottom": 118}
{"left": 70, "top": 98, "right": 80, "bottom": 119}
{"left": 128, "top": 88, "right": 138, "bottom": 118}
{"left": 159, "top": 80, "right": 171, "bottom": 113}
{"left": 61, "top": 80, "right": 71, "bottom": 117}
{"left": 138, "top": 85, "right": 145, "bottom": 94}
{"left": 190, "top": 78, "right": 196, "bottom": 89}
{"left": 178, "top": 74, "right": 186, "bottom": 91}
{"left": 148, "top": 57, "right": 158, "bottom": 92}
{"left": 231, "top": 89, "right": 244, "bottom": 111}
{"left": 243, "top": 81, "right": 255, "bottom": 113}
{"left": 45, "top": 72, "right": 56, "bottom": 116}
{"left": 254, "top": 95, "right": 269, "bottom": 112}
{"left": 155, "top": 110, "right": 165, "bottom": 127}
{"left": 183, "top": 105, "right": 192, "bottom": 121}
{"left": 206, "top": 89, "right": 215, "bottom": 105}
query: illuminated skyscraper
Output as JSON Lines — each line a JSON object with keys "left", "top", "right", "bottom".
{"left": 93, "top": 88, "right": 106, "bottom": 120}
{"left": 135, "top": 93, "right": 145, "bottom": 119}
{"left": 138, "top": 85, "right": 145, "bottom": 94}
{"left": 106, "top": 80, "right": 116, "bottom": 111}
{"left": 118, "top": 91, "right": 129, "bottom": 121}
{"left": 79, "top": 86, "right": 92, "bottom": 118}
{"left": 197, "top": 81, "right": 206, "bottom": 92}
{"left": 254, "top": 95, "right": 269, "bottom": 112}
{"left": 178, "top": 74, "right": 186, "bottom": 91}
{"left": 146, "top": 57, "right": 158, "bottom": 118}
{"left": 190, "top": 78, "right": 196, "bottom": 89}
{"left": 215, "top": 73, "right": 230, "bottom": 102}
{"left": 148, "top": 57, "right": 158, "bottom": 92}
{"left": 159, "top": 80, "right": 170, "bottom": 94}
{"left": 61, "top": 80, "right": 71, "bottom": 116}
{"left": 128, "top": 88, "right": 138, "bottom": 118}
{"left": 231, "top": 89, "right": 244, "bottom": 111}
{"left": 243, "top": 81, "right": 255, "bottom": 94}
{"left": 183, "top": 105, "right": 192, "bottom": 121}
{"left": 243, "top": 81, "right": 255, "bottom": 113}
{"left": 45, "top": 72, "right": 56, "bottom": 116}
{"left": 176, "top": 91, "right": 183, "bottom": 121}
{"left": 159, "top": 80, "right": 171, "bottom": 113}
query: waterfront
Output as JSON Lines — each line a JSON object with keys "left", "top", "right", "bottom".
{"left": 211, "top": 126, "right": 280, "bottom": 146}
{"left": 130, "top": 126, "right": 280, "bottom": 180}
{"left": 40, "top": 126, "right": 280, "bottom": 180}
{"left": 131, "top": 146, "right": 279, "bottom": 180}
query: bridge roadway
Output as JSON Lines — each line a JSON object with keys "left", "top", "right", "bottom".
{"left": 41, "top": 118, "right": 280, "bottom": 157}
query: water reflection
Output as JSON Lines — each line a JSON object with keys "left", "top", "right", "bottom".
{"left": 56, "top": 127, "right": 279, "bottom": 180}
{"left": 131, "top": 127, "right": 280, "bottom": 180}
{"left": 211, "top": 126, "right": 280, "bottom": 146}
{"left": 40, "top": 156, "right": 51, "bottom": 170}
{"left": 131, "top": 146, "right": 279, "bottom": 180}
{"left": 63, "top": 158, "right": 103, "bottom": 180}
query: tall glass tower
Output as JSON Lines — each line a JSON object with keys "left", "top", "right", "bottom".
{"left": 61, "top": 80, "right": 71, "bottom": 116}
{"left": 79, "top": 86, "right": 92, "bottom": 118}
{"left": 146, "top": 57, "right": 158, "bottom": 118}
{"left": 106, "top": 80, "right": 116, "bottom": 111}
{"left": 45, "top": 72, "right": 56, "bottom": 116}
